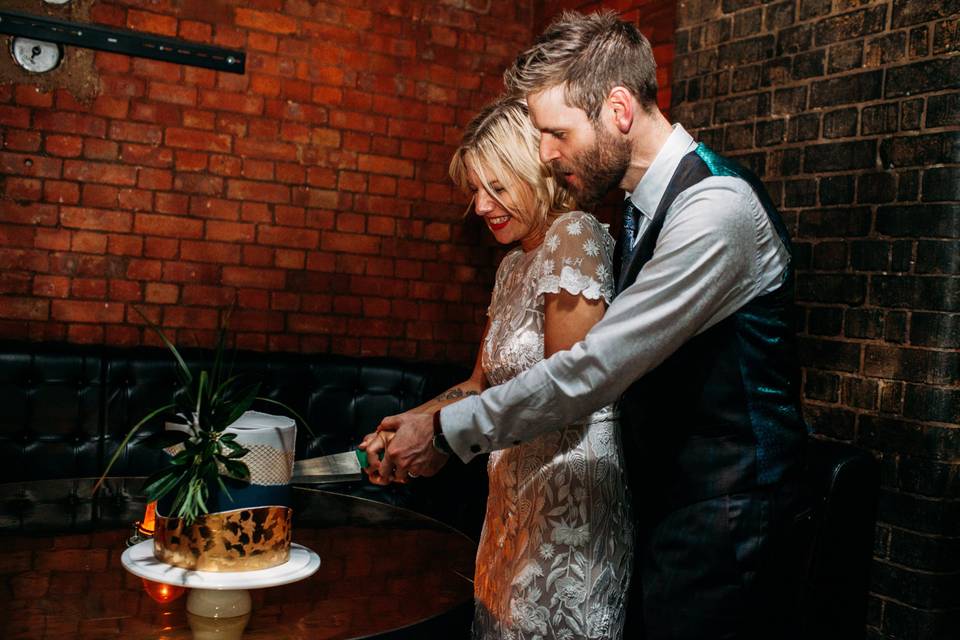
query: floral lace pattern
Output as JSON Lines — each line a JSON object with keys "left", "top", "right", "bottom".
{"left": 536, "top": 212, "right": 615, "bottom": 304}
{"left": 482, "top": 212, "right": 616, "bottom": 387}
{"left": 474, "top": 211, "right": 633, "bottom": 640}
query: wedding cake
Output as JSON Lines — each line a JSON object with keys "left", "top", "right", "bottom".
{"left": 153, "top": 411, "right": 297, "bottom": 572}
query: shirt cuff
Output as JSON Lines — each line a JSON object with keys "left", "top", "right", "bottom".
{"left": 439, "top": 397, "right": 486, "bottom": 463}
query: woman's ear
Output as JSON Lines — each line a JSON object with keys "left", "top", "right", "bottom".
{"left": 607, "top": 86, "right": 634, "bottom": 134}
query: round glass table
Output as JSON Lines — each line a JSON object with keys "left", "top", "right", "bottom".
{"left": 0, "top": 478, "right": 476, "bottom": 639}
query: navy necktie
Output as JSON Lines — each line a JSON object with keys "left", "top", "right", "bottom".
{"left": 622, "top": 199, "right": 641, "bottom": 250}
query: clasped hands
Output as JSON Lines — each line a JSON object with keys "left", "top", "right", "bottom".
{"left": 358, "top": 411, "right": 449, "bottom": 485}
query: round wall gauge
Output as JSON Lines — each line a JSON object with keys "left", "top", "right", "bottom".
{"left": 11, "top": 37, "right": 64, "bottom": 73}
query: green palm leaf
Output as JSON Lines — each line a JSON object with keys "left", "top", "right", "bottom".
{"left": 211, "top": 305, "right": 233, "bottom": 393}
{"left": 218, "top": 457, "right": 250, "bottom": 481}
{"left": 218, "top": 382, "right": 262, "bottom": 430}
{"left": 132, "top": 305, "right": 193, "bottom": 390}
{"left": 143, "top": 465, "right": 186, "bottom": 503}
{"left": 100, "top": 307, "right": 305, "bottom": 523}
{"left": 141, "top": 430, "right": 190, "bottom": 450}
{"left": 92, "top": 402, "right": 177, "bottom": 496}
{"left": 256, "top": 396, "right": 315, "bottom": 437}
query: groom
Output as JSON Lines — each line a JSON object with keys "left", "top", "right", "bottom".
{"left": 367, "top": 11, "right": 808, "bottom": 639}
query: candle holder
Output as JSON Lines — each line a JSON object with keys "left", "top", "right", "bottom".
{"left": 142, "top": 578, "right": 186, "bottom": 604}
{"left": 140, "top": 500, "right": 157, "bottom": 534}
{"left": 126, "top": 501, "right": 157, "bottom": 547}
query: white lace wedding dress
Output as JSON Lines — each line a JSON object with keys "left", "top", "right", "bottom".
{"left": 472, "top": 211, "right": 634, "bottom": 640}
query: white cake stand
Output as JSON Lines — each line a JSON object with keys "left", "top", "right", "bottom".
{"left": 122, "top": 541, "right": 320, "bottom": 636}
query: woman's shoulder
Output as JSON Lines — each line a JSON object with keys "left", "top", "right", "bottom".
{"left": 545, "top": 210, "right": 614, "bottom": 254}
{"left": 549, "top": 210, "right": 610, "bottom": 236}
{"left": 552, "top": 209, "right": 596, "bottom": 225}
{"left": 537, "top": 210, "right": 616, "bottom": 302}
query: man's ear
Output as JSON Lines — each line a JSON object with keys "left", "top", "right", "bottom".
{"left": 607, "top": 86, "right": 634, "bottom": 134}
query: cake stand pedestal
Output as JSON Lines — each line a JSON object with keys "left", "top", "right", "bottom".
{"left": 121, "top": 540, "right": 321, "bottom": 639}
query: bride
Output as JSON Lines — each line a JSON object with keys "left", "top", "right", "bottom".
{"left": 366, "top": 96, "right": 633, "bottom": 639}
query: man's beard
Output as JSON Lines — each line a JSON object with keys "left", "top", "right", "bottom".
{"left": 551, "top": 124, "right": 630, "bottom": 210}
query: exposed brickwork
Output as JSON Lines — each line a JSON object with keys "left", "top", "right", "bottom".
{"left": 0, "top": 0, "right": 535, "bottom": 362}
{"left": 673, "top": 1, "right": 960, "bottom": 638}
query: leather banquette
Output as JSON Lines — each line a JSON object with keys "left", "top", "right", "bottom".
{"left": 0, "top": 341, "right": 486, "bottom": 537}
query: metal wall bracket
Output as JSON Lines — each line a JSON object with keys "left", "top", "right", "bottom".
{"left": 0, "top": 9, "right": 245, "bottom": 74}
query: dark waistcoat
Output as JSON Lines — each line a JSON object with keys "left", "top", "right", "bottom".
{"left": 615, "top": 144, "right": 807, "bottom": 511}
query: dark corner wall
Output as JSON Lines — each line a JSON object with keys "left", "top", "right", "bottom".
{"left": 671, "top": 1, "right": 959, "bottom": 638}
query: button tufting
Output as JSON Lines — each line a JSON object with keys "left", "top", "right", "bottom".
{"left": 470, "top": 444, "right": 481, "bottom": 453}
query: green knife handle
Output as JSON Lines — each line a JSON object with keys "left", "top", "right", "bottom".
{"left": 355, "top": 448, "right": 384, "bottom": 469}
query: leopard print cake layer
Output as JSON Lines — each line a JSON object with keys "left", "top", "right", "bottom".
{"left": 154, "top": 506, "right": 292, "bottom": 571}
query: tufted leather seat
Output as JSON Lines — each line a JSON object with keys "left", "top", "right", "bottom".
{"left": 0, "top": 341, "right": 486, "bottom": 536}
{"left": 0, "top": 342, "right": 105, "bottom": 481}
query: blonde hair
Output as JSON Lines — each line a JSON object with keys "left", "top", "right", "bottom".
{"left": 449, "top": 96, "right": 573, "bottom": 230}
{"left": 504, "top": 10, "right": 658, "bottom": 119}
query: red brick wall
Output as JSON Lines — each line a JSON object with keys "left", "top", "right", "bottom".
{"left": 0, "top": 0, "right": 535, "bottom": 363}
{"left": 672, "top": 2, "right": 960, "bottom": 638}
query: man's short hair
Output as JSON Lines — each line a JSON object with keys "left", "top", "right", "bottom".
{"left": 504, "top": 10, "right": 658, "bottom": 119}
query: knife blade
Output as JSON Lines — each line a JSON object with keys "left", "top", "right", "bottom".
{"left": 291, "top": 449, "right": 374, "bottom": 484}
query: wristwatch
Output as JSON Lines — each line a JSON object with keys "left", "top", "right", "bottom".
{"left": 431, "top": 410, "right": 453, "bottom": 456}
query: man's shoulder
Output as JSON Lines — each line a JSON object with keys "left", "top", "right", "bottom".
{"left": 677, "top": 170, "right": 757, "bottom": 199}
{"left": 668, "top": 175, "right": 761, "bottom": 235}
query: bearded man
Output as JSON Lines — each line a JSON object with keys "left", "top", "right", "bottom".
{"left": 367, "top": 11, "right": 808, "bottom": 639}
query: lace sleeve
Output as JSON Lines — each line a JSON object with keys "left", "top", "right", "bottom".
{"left": 536, "top": 211, "right": 615, "bottom": 304}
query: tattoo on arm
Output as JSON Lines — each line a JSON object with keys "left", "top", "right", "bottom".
{"left": 438, "top": 388, "right": 479, "bottom": 401}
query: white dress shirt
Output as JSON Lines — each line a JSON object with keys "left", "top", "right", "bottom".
{"left": 441, "top": 125, "right": 791, "bottom": 461}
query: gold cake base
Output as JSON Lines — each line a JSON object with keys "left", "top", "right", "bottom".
{"left": 154, "top": 506, "right": 292, "bottom": 572}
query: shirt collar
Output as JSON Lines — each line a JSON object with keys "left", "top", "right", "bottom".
{"left": 626, "top": 124, "right": 698, "bottom": 219}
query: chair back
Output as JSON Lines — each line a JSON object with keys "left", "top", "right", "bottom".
{"left": 798, "top": 438, "right": 879, "bottom": 639}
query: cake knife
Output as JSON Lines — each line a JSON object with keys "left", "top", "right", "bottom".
{"left": 291, "top": 448, "right": 377, "bottom": 484}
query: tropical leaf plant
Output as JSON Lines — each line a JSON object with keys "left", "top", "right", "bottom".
{"left": 93, "top": 306, "right": 312, "bottom": 524}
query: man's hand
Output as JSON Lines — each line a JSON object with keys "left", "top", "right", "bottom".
{"left": 377, "top": 412, "right": 449, "bottom": 483}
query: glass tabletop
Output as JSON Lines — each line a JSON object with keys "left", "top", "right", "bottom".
{"left": 0, "top": 478, "right": 476, "bottom": 639}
